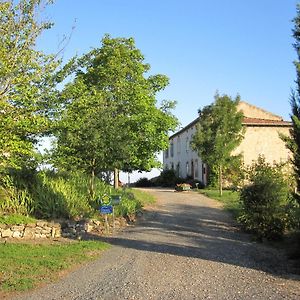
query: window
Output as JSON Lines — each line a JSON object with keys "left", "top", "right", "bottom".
{"left": 170, "top": 142, "right": 174, "bottom": 157}
{"left": 195, "top": 160, "right": 199, "bottom": 178}
{"left": 176, "top": 162, "right": 180, "bottom": 177}
{"left": 165, "top": 148, "right": 169, "bottom": 159}
{"left": 186, "top": 161, "right": 189, "bottom": 176}
{"left": 186, "top": 137, "right": 189, "bottom": 152}
{"left": 177, "top": 137, "right": 181, "bottom": 154}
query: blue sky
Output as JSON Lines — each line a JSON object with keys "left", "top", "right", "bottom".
{"left": 38, "top": 0, "right": 299, "bottom": 181}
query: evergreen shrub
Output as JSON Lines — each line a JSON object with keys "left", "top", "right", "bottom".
{"left": 238, "top": 156, "right": 298, "bottom": 240}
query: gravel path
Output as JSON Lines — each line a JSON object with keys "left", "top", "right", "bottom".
{"left": 14, "top": 188, "right": 300, "bottom": 300}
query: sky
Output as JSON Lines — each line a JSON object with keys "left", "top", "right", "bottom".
{"left": 37, "top": 0, "right": 299, "bottom": 182}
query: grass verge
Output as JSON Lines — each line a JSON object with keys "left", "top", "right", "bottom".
{"left": 0, "top": 240, "right": 110, "bottom": 293}
{"left": 197, "top": 189, "right": 241, "bottom": 218}
{"left": 129, "top": 188, "right": 156, "bottom": 206}
{"left": 0, "top": 214, "right": 37, "bottom": 225}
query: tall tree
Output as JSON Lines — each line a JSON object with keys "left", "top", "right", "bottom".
{"left": 284, "top": 4, "right": 300, "bottom": 204}
{"left": 0, "top": 0, "right": 59, "bottom": 172}
{"left": 191, "top": 93, "right": 244, "bottom": 196}
{"left": 52, "top": 35, "right": 178, "bottom": 195}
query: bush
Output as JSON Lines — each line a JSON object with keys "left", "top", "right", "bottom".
{"left": 0, "top": 170, "right": 151, "bottom": 222}
{"left": 238, "top": 156, "right": 298, "bottom": 240}
{"left": 155, "top": 169, "right": 183, "bottom": 187}
{"left": 134, "top": 177, "right": 153, "bottom": 187}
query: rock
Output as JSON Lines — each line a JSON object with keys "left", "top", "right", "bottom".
{"left": 2, "top": 229, "right": 13, "bottom": 238}
{"left": 12, "top": 225, "right": 25, "bottom": 232}
{"left": 54, "top": 230, "right": 61, "bottom": 238}
{"left": 12, "top": 231, "right": 22, "bottom": 238}
{"left": 36, "top": 221, "right": 47, "bottom": 227}
{"left": 23, "top": 227, "right": 36, "bottom": 239}
{"left": 0, "top": 224, "right": 8, "bottom": 229}
{"left": 41, "top": 228, "right": 52, "bottom": 235}
{"left": 136, "top": 211, "right": 143, "bottom": 218}
{"left": 85, "top": 224, "right": 94, "bottom": 233}
{"left": 93, "top": 220, "right": 102, "bottom": 226}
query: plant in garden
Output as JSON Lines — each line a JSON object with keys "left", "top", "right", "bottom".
{"left": 191, "top": 93, "right": 244, "bottom": 196}
{"left": 175, "top": 183, "right": 191, "bottom": 191}
{"left": 238, "top": 156, "right": 298, "bottom": 240}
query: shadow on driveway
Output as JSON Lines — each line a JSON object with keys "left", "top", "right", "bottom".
{"left": 86, "top": 198, "right": 298, "bottom": 281}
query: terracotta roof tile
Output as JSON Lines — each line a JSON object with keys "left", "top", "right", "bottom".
{"left": 242, "top": 117, "right": 291, "bottom": 126}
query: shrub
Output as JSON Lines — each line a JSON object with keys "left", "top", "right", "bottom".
{"left": 0, "top": 170, "right": 152, "bottom": 221}
{"left": 238, "top": 156, "right": 298, "bottom": 240}
{"left": 134, "top": 177, "right": 153, "bottom": 187}
{"left": 0, "top": 175, "right": 34, "bottom": 216}
{"left": 155, "top": 169, "right": 182, "bottom": 187}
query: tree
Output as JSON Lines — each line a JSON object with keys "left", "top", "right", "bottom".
{"left": 191, "top": 93, "right": 244, "bottom": 195}
{"left": 0, "top": 0, "right": 59, "bottom": 172}
{"left": 284, "top": 4, "right": 300, "bottom": 205}
{"left": 52, "top": 35, "right": 178, "bottom": 196}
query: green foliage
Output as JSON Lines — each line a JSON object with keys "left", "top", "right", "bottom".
{"left": 0, "top": 214, "right": 36, "bottom": 225}
{"left": 0, "top": 170, "right": 153, "bottom": 221}
{"left": 0, "top": 0, "right": 59, "bottom": 171}
{"left": 191, "top": 93, "right": 244, "bottom": 195}
{"left": 134, "top": 177, "right": 154, "bottom": 187}
{"left": 155, "top": 169, "right": 183, "bottom": 187}
{"left": 114, "top": 194, "right": 142, "bottom": 217}
{"left": 0, "top": 175, "right": 34, "bottom": 215}
{"left": 112, "top": 188, "right": 155, "bottom": 217}
{"left": 52, "top": 35, "right": 178, "bottom": 189}
{"left": 0, "top": 241, "right": 109, "bottom": 292}
{"left": 284, "top": 5, "right": 300, "bottom": 208}
{"left": 238, "top": 156, "right": 298, "bottom": 240}
{"left": 33, "top": 172, "right": 94, "bottom": 219}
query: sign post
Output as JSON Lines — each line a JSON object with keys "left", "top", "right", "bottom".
{"left": 99, "top": 194, "right": 122, "bottom": 234}
{"left": 99, "top": 194, "right": 113, "bottom": 235}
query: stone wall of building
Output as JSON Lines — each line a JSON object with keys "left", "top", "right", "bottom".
{"left": 234, "top": 126, "right": 291, "bottom": 165}
{"left": 237, "top": 101, "right": 282, "bottom": 120}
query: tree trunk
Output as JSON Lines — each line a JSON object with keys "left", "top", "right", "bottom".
{"left": 114, "top": 168, "right": 119, "bottom": 189}
{"left": 89, "top": 158, "right": 96, "bottom": 199}
{"left": 219, "top": 165, "right": 223, "bottom": 197}
{"left": 90, "top": 168, "right": 95, "bottom": 199}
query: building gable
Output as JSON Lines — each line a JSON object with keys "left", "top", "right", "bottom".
{"left": 237, "top": 101, "right": 282, "bottom": 121}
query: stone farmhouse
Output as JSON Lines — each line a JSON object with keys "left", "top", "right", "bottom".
{"left": 163, "top": 101, "right": 292, "bottom": 185}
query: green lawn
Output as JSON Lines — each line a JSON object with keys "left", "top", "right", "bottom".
{"left": 0, "top": 240, "right": 109, "bottom": 292}
{"left": 197, "top": 189, "right": 241, "bottom": 218}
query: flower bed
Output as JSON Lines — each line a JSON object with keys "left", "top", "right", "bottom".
{"left": 175, "top": 183, "right": 191, "bottom": 192}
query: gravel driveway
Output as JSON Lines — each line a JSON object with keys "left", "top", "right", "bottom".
{"left": 15, "top": 188, "right": 300, "bottom": 300}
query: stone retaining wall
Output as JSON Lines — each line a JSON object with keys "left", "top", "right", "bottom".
{"left": 0, "top": 217, "right": 129, "bottom": 240}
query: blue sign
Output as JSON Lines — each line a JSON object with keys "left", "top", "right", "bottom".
{"left": 100, "top": 205, "right": 113, "bottom": 214}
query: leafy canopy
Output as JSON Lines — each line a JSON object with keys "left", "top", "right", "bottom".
{"left": 0, "top": 0, "right": 59, "bottom": 171}
{"left": 192, "top": 93, "right": 244, "bottom": 167}
{"left": 191, "top": 93, "right": 244, "bottom": 193}
{"left": 52, "top": 35, "right": 178, "bottom": 177}
{"left": 284, "top": 4, "right": 300, "bottom": 204}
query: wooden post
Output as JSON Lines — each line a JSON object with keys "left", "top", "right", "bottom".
{"left": 114, "top": 168, "right": 119, "bottom": 189}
